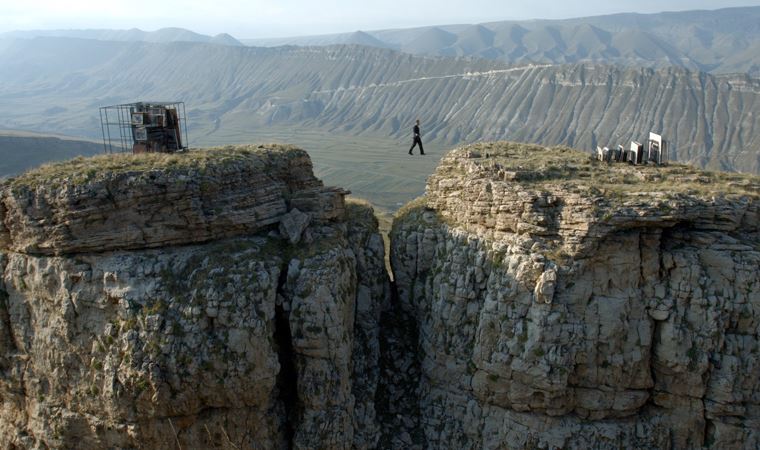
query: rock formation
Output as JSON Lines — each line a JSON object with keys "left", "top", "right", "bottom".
{"left": 0, "top": 145, "right": 389, "bottom": 449}
{"left": 389, "top": 142, "right": 760, "bottom": 449}
{"left": 2, "top": 141, "right": 759, "bottom": 449}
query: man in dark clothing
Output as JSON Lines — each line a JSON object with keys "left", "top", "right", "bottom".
{"left": 408, "top": 119, "right": 425, "bottom": 155}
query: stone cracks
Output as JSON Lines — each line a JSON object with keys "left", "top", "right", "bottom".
{"left": 376, "top": 293, "right": 423, "bottom": 449}
{"left": 1, "top": 142, "right": 759, "bottom": 449}
{"left": 387, "top": 143, "right": 760, "bottom": 449}
{"left": 274, "top": 261, "right": 298, "bottom": 450}
{"left": 0, "top": 145, "right": 348, "bottom": 256}
{"left": 0, "top": 147, "right": 389, "bottom": 450}
{"left": 0, "top": 216, "right": 390, "bottom": 449}
{"left": 391, "top": 206, "right": 760, "bottom": 448}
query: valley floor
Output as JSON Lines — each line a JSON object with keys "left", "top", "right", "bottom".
{"left": 193, "top": 126, "right": 446, "bottom": 212}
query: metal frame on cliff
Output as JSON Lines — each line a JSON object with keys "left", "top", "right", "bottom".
{"left": 99, "top": 101, "right": 189, "bottom": 155}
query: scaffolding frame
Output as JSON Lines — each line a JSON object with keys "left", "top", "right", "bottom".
{"left": 99, "top": 101, "right": 188, "bottom": 154}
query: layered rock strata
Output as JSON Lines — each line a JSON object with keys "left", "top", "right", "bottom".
{"left": 389, "top": 142, "right": 760, "bottom": 449}
{"left": 3, "top": 140, "right": 760, "bottom": 449}
{"left": 0, "top": 145, "right": 389, "bottom": 449}
{"left": 0, "top": 145, "right": 347, "bottom": 255}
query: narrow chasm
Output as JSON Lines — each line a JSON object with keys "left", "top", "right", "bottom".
{"left": 376, "top": 275, "right": 423, "bottom": 448}
{"left": 274, "top": 263, "right": 298, "bottom": 450}
{"left": 0, "top": 255, "right": 16, "bottom": 359}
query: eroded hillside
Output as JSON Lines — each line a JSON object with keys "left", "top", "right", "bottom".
{"left": 245, "top": 7, "right": 760, "bottom": 77}
{"left": 1, "top": 41, "right": 759, "bottom": 177}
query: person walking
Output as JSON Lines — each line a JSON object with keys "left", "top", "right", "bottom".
{"left": 408, "top": 119, "right": 425, "bottom": 155}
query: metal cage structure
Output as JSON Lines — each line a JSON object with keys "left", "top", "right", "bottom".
{"left": 99, "top": 102, "right": 189, "bottom": 154}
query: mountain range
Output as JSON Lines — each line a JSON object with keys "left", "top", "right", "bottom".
{"left": 0, "top": 130, "right": 102, "bottom": 178}
{"left": 0, "top": 39, "right": 757, "bottom": 172}
{"left": 1, "top": 8, "right": 760, "bottom": 208}
{"left": 244, "top": 7, "right": 760, "bottom": 76}
{"left": 0, "top": 27, "right": 243, "bottom": 46}
{"left": 6, "top": 7, "right": 758, "bottom": 76}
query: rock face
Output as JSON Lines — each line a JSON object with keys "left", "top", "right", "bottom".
{"left": 0, "top": 145, "right": 389, "bottom": 449}
{"left": 389, "top": 142, "right": 760, "bottom": 449}
{"left": 2, "top": 141, "right": 760, "bottom": 449}
{"left": 0, "top": 145, "right": 347, "bottom": 255}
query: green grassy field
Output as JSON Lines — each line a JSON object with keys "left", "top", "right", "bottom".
{"left": 0, "top": 130, "right": 104, "bottom": 178}
{"left": 193, "top": 125, "right": 447, "bottom": 212}
{"left": 3, "top": 124, "right": 449, "bottom": 213}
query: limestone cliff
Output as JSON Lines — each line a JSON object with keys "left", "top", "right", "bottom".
{"left": 0, "top": 145, "right": 389, "bottom": 449}
{"left": 389, "top": 142, "right": 760, "bottom": 449}
{"left": 2, "top": 141, "right": 760, "bottom": 449}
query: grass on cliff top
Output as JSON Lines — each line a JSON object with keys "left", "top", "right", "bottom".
{"left": 347, "top": 196, "right": 394, "bottom": 274}
{"left": 5, "top": 144, "right": 302, "bottom": 188}
{"left": 345, "top": 197, "right": 381, "bottom": 238}
{"left": 450, "top": 142, "right": 760, "bottom": 198}
{"left": 391, "top": 195, "right": 446, "bottom": 235}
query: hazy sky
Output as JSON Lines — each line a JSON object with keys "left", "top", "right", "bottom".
{"left": 3, "top": 0, "right": 760, "bottom": 38}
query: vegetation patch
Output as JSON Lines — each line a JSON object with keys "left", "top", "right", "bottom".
{"left": 394, "top": 195, "right": 429, "bottom": 223}
{"left": 447, "top": 141, "right": 760, "bottom": 199}
{"left": 345, "top": 197, "right": 379, "bottom": 227}
{"left": 5, "top": 144, "right": 304, "bottom": 190}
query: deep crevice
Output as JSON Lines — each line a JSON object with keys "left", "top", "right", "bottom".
{"left": 274, "top": 263, "right": 298, "bottom": 450}
{"left": 0, "top": 276, "right": 19, "bottom": 358}
{"left": 646, "top": 229, "right": 666, "bottom": 411}
{"left": 704, "top": 418, "right": 716, "bottom": 448}
{"left": 375, "top": 278, "right": 423, "bottom": 448}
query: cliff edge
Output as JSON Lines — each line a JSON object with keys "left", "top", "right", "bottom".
{"left": 389, "top": 142, "right": 760, "bottom": 449}
{"left": 2, "top": 141, "right": 759, "bottom": 449}
{"left": 0, "top": 145, "right": 390, "bottom": 449}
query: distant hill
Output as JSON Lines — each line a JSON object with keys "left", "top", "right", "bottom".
{"left": 0, "top": 27, "right": 243, "bottom": 46}
{"left": 0, "top": 38, "right": 759, "bottom": 208}
{"left": 329, "top": 31, "right": 394, "bottom": 48}
{"left": 0, "top": 131, "right": 103, "bottom": 178}
{"left": 1, "top": 38, "right": 757, "bottom": 170}
{"left": 242, "top": 7, "right": 760, "bottom": 76}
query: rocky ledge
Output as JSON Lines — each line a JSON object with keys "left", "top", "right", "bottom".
{"left": 389, "top": 142, "right": 760, "bottom": 449}
{"left": 0, "top": 145, "right": 389, "bottom": 449}
{"left": 0, "top": 144, "right": 347, "bottom": 255}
